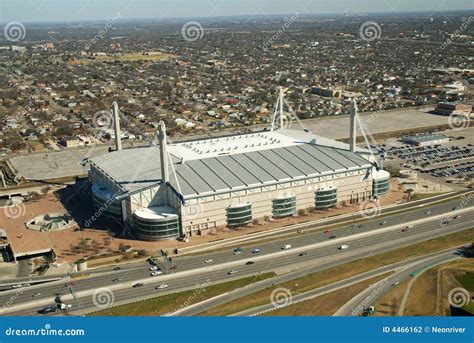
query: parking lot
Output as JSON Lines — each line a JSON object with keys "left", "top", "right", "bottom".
{"left": 387, "top": 145, "right": 474, "bottom": 166}
{"left": 378, "top": 128, "right": 474, "bottom": 184}
{"left": 422, "top": 161, "right": 474, "bottom": 180}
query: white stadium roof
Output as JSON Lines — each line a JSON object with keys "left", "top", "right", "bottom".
{"left": 90, "top": 130, "right": 372, "bottom": 199}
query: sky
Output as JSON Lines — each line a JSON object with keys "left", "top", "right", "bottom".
{"left": 0, "top": 0, "right": 473, "bottom": 23}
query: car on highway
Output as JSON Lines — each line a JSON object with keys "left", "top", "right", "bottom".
{"left": 233, "top": 248, "right": 243, "bottom": 255}
{"left": 246, "top": 261, "right": 255, "bottom": 265}
{"left": 339, "top": 245, "right": 350, "bottom": 250}
{"left": 155, "top": 284, "right": 168, "bottom": 290}
{"left": 113, "top": 266, "right": 121, "bottom": 271}
{"left": 252, "top": 248, "right": 261, "bottom": 254}
{"left": 112, "top": 278, "right": 122, "bottom": 282}
{"left": 424, "top": 211, "right": 431, "bottom": 215}
{"left": 132, "top": 282, "right": 144, "bottom": 288}
{"left": 149, "top": 266, "right": 159, "bottom": 271}
{"left": 329, "top": 235, "right": 337, "bottom": 240}
{"left": 454, "top": 215, "right": 461, "bottom": 219}
{"left": 401, "top": 228, "right": 408, "bottom": 232}
{"left": 204, "top": 259, "right": 213, "bottom": 263}
{"left": 406, "top": 224, "right": 414, "bottom": 229}
{"left": 32, "top": 292, "right": 41, "bottom": 297}
{"left": 379, "top": 221, "right": 387, "bottom": 225}
{"left": 281, "top": 244, "right": 292, "bottom": 250}
{"left": 362, "top": 306, "right": 375, "bottom": 316}
{"left": 299, "top": 252, "right": 307, "bottom": 257}
{"left": 38, "top": 305, "right": 57, "bottom": 314}
{"left": 151, "top": 270, "right": 163, "bottom": 276}
{"left": 228, "top": 269, "right": 238, "bottom": 275}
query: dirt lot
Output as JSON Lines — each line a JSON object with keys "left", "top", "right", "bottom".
{"left": 0, "top": 178, "right": 406, "bottom": 264}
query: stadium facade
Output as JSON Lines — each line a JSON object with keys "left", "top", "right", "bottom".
{"left": 88, "top": 100, "right": 390, "bottom": 241}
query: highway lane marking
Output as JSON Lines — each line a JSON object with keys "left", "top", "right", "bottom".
{"left": 1, "top": 210, "right": 472, "bottom": 315}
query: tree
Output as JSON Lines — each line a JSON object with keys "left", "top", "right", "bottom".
{"left": 91, "top": 239, "right": 100, "bottom": 255}
{"left": 78, "top": 239, "right": 88, "bottom": 254}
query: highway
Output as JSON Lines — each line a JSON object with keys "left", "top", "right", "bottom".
{"left": 1, "top": 190, "right": 470, "bottom": 286}
{"left": 0, "top": 198, "right": 472, "bottom": 316}
{"left": 334, "top": 249, "right": 461, "bottom": 316}
{"left": 226, "top": 249, "right": 462, "bottom": 317}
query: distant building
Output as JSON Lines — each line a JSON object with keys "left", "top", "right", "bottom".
{"left": 402, "top": 133, "right": 449, "bottom": 146}
{"left": 434, "top": 102, "right": 472, "bottom": 116}
{"left": 311, "top": 86, "right": 342, "bottom": 98}
{"left": 61, "top": 136, "right": 81, "bottom": 148}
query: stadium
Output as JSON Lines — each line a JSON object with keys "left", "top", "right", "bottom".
{"left": 88, "top": 97, "right": 390, "bottom": 241}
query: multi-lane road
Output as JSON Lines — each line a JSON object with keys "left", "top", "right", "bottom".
{"left": 334, "top": 249, "right": 461, "bottom": 316}
{"left": 0, "top": 197, "right": 472, "bottom": 316}
{"left": 224, "top": 249, "right": 462, "bottom": 317}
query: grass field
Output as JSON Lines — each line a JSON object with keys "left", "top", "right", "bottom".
{"left": 403, "top": 259, "right": 474, "bottom": 316}
{"left": 264, "top": 273, "right": 391, "bottom": 316}
{"left": 71, "top": 52, "right": 175, "bottom": 65}
{"left": 90, "top": 272, "right": 275, "bottom": 316}
{"left": 374, "top": 279, "right": 411, "bottom": 316}
{"left": 199, "top": 228, "right": 473, "bottom": 316}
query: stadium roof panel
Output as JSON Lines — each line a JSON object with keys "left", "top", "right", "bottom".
{"left": 89, "top": 130, "right": 372, "bottom": 197}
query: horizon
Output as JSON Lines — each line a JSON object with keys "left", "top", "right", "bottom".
{"left": 0, "top": 0, "right": 473, "bottom": 24}
{"left": 1, "top": 10, "right": 474, "bottom": 26}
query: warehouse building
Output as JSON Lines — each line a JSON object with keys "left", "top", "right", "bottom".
{"left": 401, "top": 133, "right": 449, "bottom": 146}
{"left": 88, "top": 100, "right": 390, "bottom": 241}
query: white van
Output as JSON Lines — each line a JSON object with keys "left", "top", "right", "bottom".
{"left": 281, "top": 244, "right": 292, "bottom": 250}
